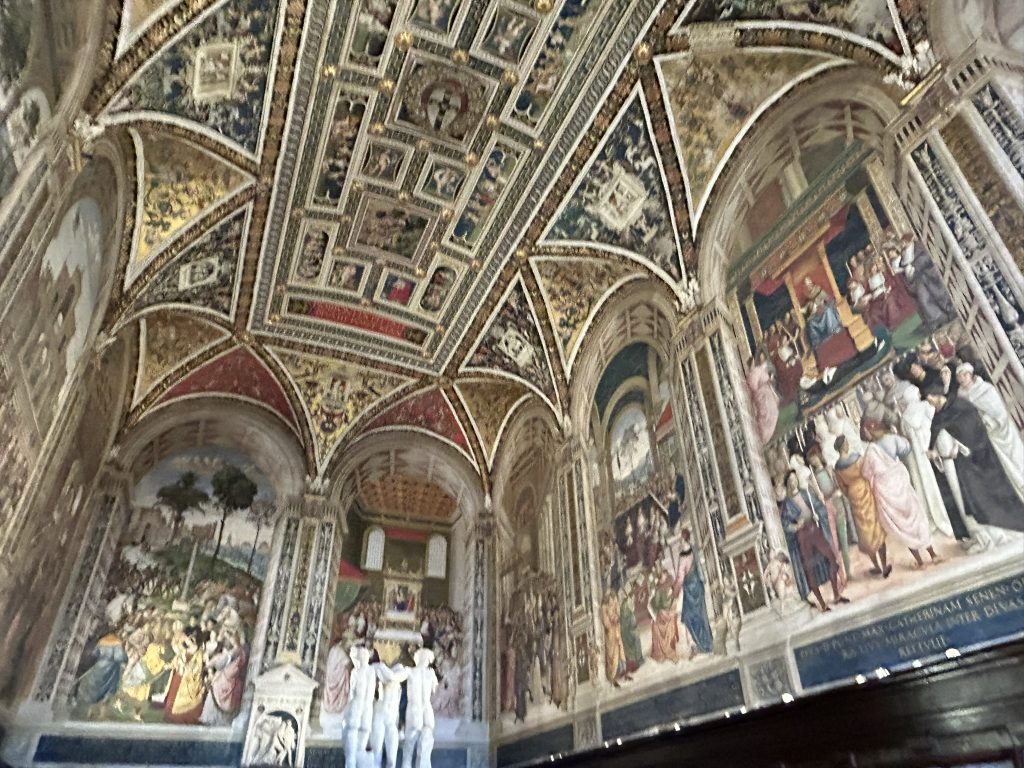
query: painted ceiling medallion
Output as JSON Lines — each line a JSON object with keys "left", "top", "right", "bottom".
{"left": 392, "top": 56, "right": 495, "bottom": 149}
{"left": 272, "top": 349, "right": 412, "bottom": 468}
{"left": 132, "top": 205, "right": 250, "bottom": 320}
{"left": 109, "top": 0, "right": 285, "bottom": 157}
{"left": 542, "top": 87, "right": 684, "bottom": 281}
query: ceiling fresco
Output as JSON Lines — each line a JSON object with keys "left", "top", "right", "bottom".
{"left": 363, "top": 386, "right": 472, "bottom": 460}
{"left": 455, "top": 377, "right": 531, "bottom": 469}
{"left": 84, "top": 0, "right": 926, "bottom": 483}
{"left": 541, "top": 86, "right": 683, "bottom": 281}
{"left": 134, "top": 311, "right": 230, "bottom": 403}
{"left": 110, "top": 0, "right": 286, "bottom": 157}
{"left": 531, "top": 254, "right": 641, "bottom": 375}
{"left": 154, "top": 345, "right": 300, "bottom": 431}
{"left": 131, "top": 204, "right": 250, "bottom": 320}
{"left": 654, "top": 47, "right": 846, "bottom": 231}
{"left": 129, "top": 128, "right": 252, "bottom": 276}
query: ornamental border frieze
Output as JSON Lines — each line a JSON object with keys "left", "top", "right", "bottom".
{"left": 233, "top": 0, "right": 317, "bottom": 331}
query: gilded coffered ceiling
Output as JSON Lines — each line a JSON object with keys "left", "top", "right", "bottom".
{"left": 85, "top": 0, "right": 925, "bottom": 480}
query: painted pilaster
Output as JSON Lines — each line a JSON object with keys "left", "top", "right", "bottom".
{"left": 889, "top": 41, "right": 1024, "bottom": 429}
{"left": 469, "top": 502, "right": 494, "bottom": 723}
{"left": 261, "top": 492, "right": 340, "bottom": 680}
{"left": 26, "top": 463, "right": 132, "bottom": 718}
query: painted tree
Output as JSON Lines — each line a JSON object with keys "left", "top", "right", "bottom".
{"left": 210, "top": 464, "right": 258, "bottom": 566}
{"left": 246, "top": 500, "right": 276, "bottom": 575}
{"left": 156, "top": 471, "right": 209, "bottom": 541}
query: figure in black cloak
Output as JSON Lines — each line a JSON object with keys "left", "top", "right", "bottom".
{"left": 667, "top": 473, "right": 685, "bottom": 529}
{"left": 924, "top": 381, "right": 1024, "bottom": 536}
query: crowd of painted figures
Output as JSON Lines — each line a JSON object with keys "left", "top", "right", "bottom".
{"left": 761, "top": 334, "right": 1024, "bottom": 613}
{"left": 597, "top": 512, "right": 716, "bottom": 688}
{"left": 499, "top": 570, "right": 570, "bottom": 722}
{"left": 322, "top": 598, "right": 466, "bottom": 720}
{"left": 72, "top": 551, "right": 257, "bottom": 724}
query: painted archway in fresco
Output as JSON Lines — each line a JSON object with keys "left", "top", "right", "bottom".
{"left": 69, "top": 447, "right": 278, "bottom": 726}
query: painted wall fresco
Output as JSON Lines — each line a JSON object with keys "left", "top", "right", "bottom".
{"left": 497, "top": 487, "right": 570, "bottom": 727}
{"left": 545, "top": 92, "right": 681, "bottom": 280}
{"left": 497, "top": 567, "right": 569, "bottom": 724}
{"left": 2, "top": 197, "right": 107, "bottom": 433}
{"left": 1, "top": 0, "right": 50, "bottom": 203}
{"left": 738, "top": 172, "right": 1024, "bottom": 614}
{"left": 70, "top": 447, "right": 277, "bottom": 725}
{"left": 591, "top": 345, "right": 720, "bottom": 693}
{"left": 112, "top": 0, "right": 284, "bottom": 155}
{"left": 322, "top": 525, "right": 466, "bottom": 727}
{"left": 1, "top": 0, "right": 88, "bottom": 206}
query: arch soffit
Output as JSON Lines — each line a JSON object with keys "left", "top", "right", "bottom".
{"left": 329, "top": 429, "right": 486, "bottom": 527}
{"left": 116, "top": 398, "right": 307, "bottom": 502}
{"left": 568, "top": 280, "right": 677, "bottom": 436}
{"left": 696, "top": 69, "right": 901, "bottom": 301}
{"left": 490, "top": 400, "right": 560, "bottom": 525}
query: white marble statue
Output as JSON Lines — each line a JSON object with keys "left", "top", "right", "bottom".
{"left": 344, "top": 646, "right": 376, "bottom": 768}
{"left": 370, "top": 661, "right": 410, "bottom": 768}
{"left": 402, "top": 648, "right": 439, "bottom": 768}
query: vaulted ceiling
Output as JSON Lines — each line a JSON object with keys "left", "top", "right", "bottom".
{"left": 87, "top": 0, "right": 925, "bottom": 483}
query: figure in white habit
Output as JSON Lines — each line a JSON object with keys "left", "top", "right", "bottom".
{"left": 344, "top": 646, "right": 376, "bottom": 768}
{"left": 957, "top": 363, "right": 1024, "bottom": 501}
{"left": 370, "top": 661, "right": 410, "bottom": 768}
{"left": 898, "top": 385, "right": 954, "bottom": 537}
{"left": 402, "top": 648, "right": 439, "bottom": 768}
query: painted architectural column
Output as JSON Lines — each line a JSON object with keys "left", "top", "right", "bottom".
{"left": 469, "top": 501, "right": 495, "bottom": 722}
{"left": 671, "top": 304, "right": 799, "bottom": 626}
{"left": 25, "top": 462, "right": 132, "bottom": 720}
{"left": 889, "top": 41, "right": 1024, "bottom": 429}
{"left": 563, "top": 429, "right": 601, "bottom": 704}
{"left": 258, "top": 491, "right": 341, "bottom": 685}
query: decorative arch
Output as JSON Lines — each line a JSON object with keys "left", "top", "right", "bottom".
{"left": 490, "top": 400, "right": 560, "bottom": 527}
{"left": 117, "top": 398, "right": 307, "bottom": 502}
{"left": 568, "top": 279, "right": 678, "bottom": 438}
{"left": 696, "top": 69, "right": 901, "bottom": 301}
{"left": 330, "top": 429, "right": 486, "bottom": 529}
